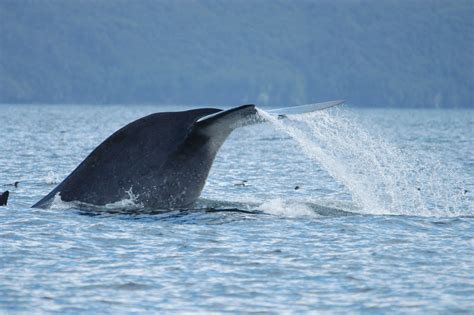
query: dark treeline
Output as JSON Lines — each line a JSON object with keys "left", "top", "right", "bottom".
{"left": 1, "top": 0, "right": 473, "bottom": 108}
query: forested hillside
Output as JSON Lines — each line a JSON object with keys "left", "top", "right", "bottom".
{"left": 1, "top": 0, "right": 473, "bottom": 107}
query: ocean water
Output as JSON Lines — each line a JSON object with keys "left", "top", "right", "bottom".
{"left": 0, "top": 104, "right": 473, "bottom": 313}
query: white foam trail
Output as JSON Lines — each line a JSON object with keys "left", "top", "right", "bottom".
{"left": 49, "top": 188, "right": 144, "bottom": 210}
{"left": 49, "top": 192, "right": 73, "bottom": 209}
{"left": 258, "top": 108, "right": 471, "bottom": 217}
{"left": 257, "top": 198, "right": 318, "bottom": 217}
{"left": 103, "top": 187, "right": 144, "bottom": 209}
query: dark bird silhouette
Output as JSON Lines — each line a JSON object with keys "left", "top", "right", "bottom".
{"left": 4, "top": 181, "right": 19, "bottom": 188}
{"left": 234, "top": 180, "right": 248, "bottom": 187}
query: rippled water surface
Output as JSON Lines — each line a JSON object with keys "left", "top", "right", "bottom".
{"left": 1, "top": 105, "right": 473, "bottom": 313}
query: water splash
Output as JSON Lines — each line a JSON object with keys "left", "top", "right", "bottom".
{"left": 49, "top": 188, "right": 144, "bottom": 211}
{"left": 257, "top": 198, "right": 316, "bottom": 217}
{"left": 49, "top": 192, "right": 73, "bottom": 209}
{"left": 44, "top": 170, "right": 61, "bottom": 185}
{"left": 102, "top": 187, "right": 144, "bottom": 210}
{"left": 258, "top": 108, "right": 471, "bottom": 217}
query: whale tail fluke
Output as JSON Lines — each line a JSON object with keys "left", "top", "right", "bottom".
{"left": 265, "top": 99, "right": 344, "bottom": 116}
{"left": 31, "top": 100, "right": 344, "bottom": 210}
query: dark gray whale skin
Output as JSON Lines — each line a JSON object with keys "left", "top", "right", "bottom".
{"left": 32, "top": 104, "right": 258, "bottom": 209}
{"left": 0, "top": 191, "right": 8, "bottom": 206}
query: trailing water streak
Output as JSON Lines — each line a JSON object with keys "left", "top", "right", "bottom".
{"left": 257, "top": 108, "right": 471, "bottom": 216}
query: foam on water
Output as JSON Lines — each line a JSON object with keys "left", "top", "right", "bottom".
{"left": 257, "top": 198, "right": 317, "bottom": 217}
{"left": 43, "top": 170, "right": 61, "bottom": 185}
{"left": 49, "top": 188, "right": 144, "bottom": 211}
{"left": 258, "top": 108, "right": 472, "bottom": 217}
{"left": 49, "top": 192, "right": 72, "bottom": 210}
